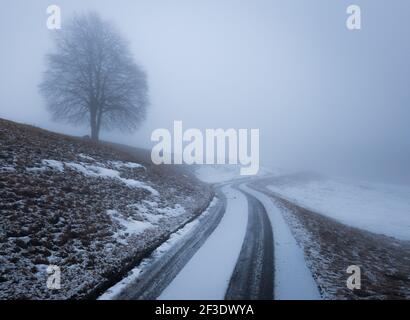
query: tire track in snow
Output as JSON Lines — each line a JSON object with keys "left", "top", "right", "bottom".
{"left": 225, "top": 187, "right": 274, "bottom": 300}
{"left": 158, "top": 185, "right": 249, "bottom": 300}
{"left": 240, "top": 183, "right": 321, "bottom": 300}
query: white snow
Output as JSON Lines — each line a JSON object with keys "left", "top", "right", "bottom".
{"left": 78, "top": 153, "right": 95, "bottom": 161}
{"left": 267, "top": 178, "right": 410, "bottom": 241}
{"left": 42, "top": 160, "right": 64, "bottom": 172}
{"left": 121, "top": 178, "right": 159, "bottom": 196}
{"left": 98, "top": 197, "right": 219, "bottom": 300}
{"left": 26, "top": 158, "right": 158, "bottom": 195}
{"left": 26, "top": 166, "right": 47, "bottom": 172}
{"left": 26, "top": 159, "right": 156, "bottom": 195}
{"left": 64, "top": 161, "right": 159, "bottom": 196}
{"left": 0, "top": 166, "right": 16, "bottom": 172}
{"left": 127, "top": 203, "right": 148, "bottom": 212}
{"left": 158, "top": 185, "right": 248, "bottom": 300}
{"left": 142, "top": 200, "right": 159, "bottom": 208}
{"left": 106, "top": 209, "right": 152, "bottom": 244}
{"left": 156, "top": 204, "right": 186, "bottom": 216}
{"left": 110, "top": 160, "right": 145, "bottom": 170}
{"left": 65, "top": 162, "right": 118, "bottom": 178}
{"left": 195, "top": 165, "right": 276, "bottom": 183}
{"left": 127, "top": 202, "right": 186, "bottom": 224}
{"left": 195, "top": 165, "right": 242, "bottom": 183}
{"left": 27, "top": 159, "right": 65, "bottom": 173}
{"left": 240, "top": 184, "right": 321, "bottom": 300}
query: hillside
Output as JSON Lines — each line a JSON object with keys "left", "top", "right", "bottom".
{"left": 0, "top": 118, "right": 213, "bottom": 299}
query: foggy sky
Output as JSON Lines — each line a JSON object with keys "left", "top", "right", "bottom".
{"left": 1, "top": 0, "right": 409, "bottom": 175}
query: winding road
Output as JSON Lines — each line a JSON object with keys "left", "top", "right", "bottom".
{"left": 225, "top": 187, "right": 274, "bottom": 300}
{"left": 101, "top": 177, "right": 320, "bottom": 300}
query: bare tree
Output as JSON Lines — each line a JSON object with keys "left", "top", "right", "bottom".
{"left": 40, "top": 12, "right": 149, "bottom": 141}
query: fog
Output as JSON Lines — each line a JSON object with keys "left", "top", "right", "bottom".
{"left": 1, "top": 0, "right": 410, "bottom": 180}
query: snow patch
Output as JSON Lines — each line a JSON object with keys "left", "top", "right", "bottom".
{"left": 27, "top": 160, "right": 65, "bottom": 174}
{"left": 26, "top": 166, "right": 47, "bottom": 173}
{"left": 42, "top": 160, "right": 64, "bottom": 172}
{"left": 65, "top": 161, "right": 158, "bottom": 196}
{"left": 121, "top": 178, "right": 159, "bottom": 196}
{"left": 78, "top": 153, "right": 95, "bottom": 161}
{"left": 107, "top": 209, "right": 152, "bottom": 244}
{"left": 127, "top": 202, "right": 186, "bottom": 224}
{"left": 0, "top": 166, "right": 16, "bottom": 172}
{"left": 26, "top": 159, "right": 158, "bottom": 195}
{"left": 157, "top": 204, "right": 186, "bottom": 217}
{"left": 110, "top": 160, "right": 145, "bottom": 170}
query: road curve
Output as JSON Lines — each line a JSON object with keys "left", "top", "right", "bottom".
{"left": 113, "top": 192, "right": 226, "bottom": 300}
{"left": 105, "top": 179, "right": 276, "bottom": 300}
{"left": 225, "top": 184, "right": 274, "bottom": 300}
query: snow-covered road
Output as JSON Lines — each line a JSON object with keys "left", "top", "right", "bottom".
{"left": 100, "top": 177, "right": 322, "bottom": 300}
{"left": 159, "top": 185, "right": 249, "bottom": 299}
{"left": 240, "top": 184, "right": 321, "bottom": 300}
{"left": 159, "top": 180, "right": 321, "bottom": 300}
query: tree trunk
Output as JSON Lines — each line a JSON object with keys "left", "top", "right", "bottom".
{"left": 96, "top": 109, "right": 103, "bottom": 141}
{"left": 91, "top": 124, "right": 99, "bottom": 141}
{"left": 90, "top": 108, "right": 99, "bottom": 141}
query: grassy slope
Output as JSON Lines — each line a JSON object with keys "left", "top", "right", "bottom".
{"left": 0, "top": 118, "right": 213, "bottom": 299}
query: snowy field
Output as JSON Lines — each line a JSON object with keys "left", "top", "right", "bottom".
{"left": 267, "top": 177, "right": 410, "bottom": 241}
{"left": 195, "top": 165, "right": 243, "bottom": 183}
{"left": 195, "top": 165, "right": 275, "bottom": 184}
